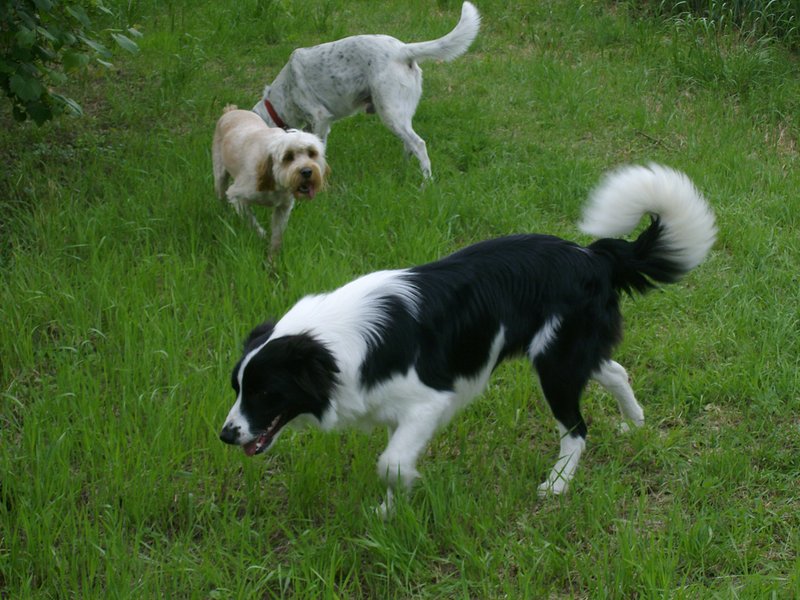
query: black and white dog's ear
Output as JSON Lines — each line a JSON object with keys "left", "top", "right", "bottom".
{"left": 242, "top": 321, "right": 276, "bottom": 352}
{"left": 259, "top": 333, "right": 339, "bottom": 409}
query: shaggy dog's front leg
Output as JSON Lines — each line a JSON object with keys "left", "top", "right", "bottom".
{"left": 268, "top": 202, "right": 294, "bottom": 256}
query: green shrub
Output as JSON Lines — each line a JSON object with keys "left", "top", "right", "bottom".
{"left": 0, "top": 0, "right": 140, "bottom": 124}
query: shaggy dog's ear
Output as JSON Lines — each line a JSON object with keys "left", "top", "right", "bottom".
{"left": 257, "top": 155, "right": 275, "bottom": 192}
{"left": 319, "top": 162, "right": 331, "bottom": 191}
{"left": 242, "top": 321, "right": 276, "bottom": 352}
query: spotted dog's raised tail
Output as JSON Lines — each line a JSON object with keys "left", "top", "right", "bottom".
{"left": 580, "top": 163, "right": 717, "bottom": 295}
{"left": 401, "top": 1, "right": 481, "bottom": 63}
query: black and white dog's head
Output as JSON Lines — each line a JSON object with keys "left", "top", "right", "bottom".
{"left": 219, "top": 321, "right": 339, "bottom": 456}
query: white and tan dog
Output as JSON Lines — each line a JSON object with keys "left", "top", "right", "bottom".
{"left": 252, "top": 2, "right": 480, "bottom": 179}
{"left": 212, "top": 105, "right": 329, "bottom": 255}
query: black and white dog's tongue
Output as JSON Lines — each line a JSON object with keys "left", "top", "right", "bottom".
{"left": 242, "top": 414, "right": 284, "bottom": 456}
{"left": 243, "top": 434, "right": 267, "bottom": 456}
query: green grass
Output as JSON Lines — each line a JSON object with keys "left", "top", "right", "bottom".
{"left": 2, "top": 0, "right": 800, "bottom": 597}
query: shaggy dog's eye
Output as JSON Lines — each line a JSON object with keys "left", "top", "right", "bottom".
{"left": 308, "top": 147, "right": 318, "bottom": 159}
{"left": 283, "top": 151, "right": 294, "bottom": 163}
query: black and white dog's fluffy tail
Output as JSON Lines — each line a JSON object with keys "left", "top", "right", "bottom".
{"left": 581, "top": 163, "right": 717, "bottom": 294}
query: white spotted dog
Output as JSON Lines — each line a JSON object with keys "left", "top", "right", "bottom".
{"left": 212, "top": 105, "right": 329, "bottom": 256}
{"left": 219, "top": 164, "right": 716, "bottom": 516}
{"left": 252, "top": 2, "right": 481, "bottom": 179}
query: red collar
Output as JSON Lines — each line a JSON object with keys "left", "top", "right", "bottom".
{"left": 263, "top": 98, "right": 287, "bottom": 129}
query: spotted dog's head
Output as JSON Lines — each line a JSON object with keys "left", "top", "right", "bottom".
{"left": 258, "top": 131, "right": 330, "bottom": 201}
{"left": 219, "top": 322, "right": 339, "bottom": 456}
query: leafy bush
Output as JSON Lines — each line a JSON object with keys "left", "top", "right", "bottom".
{"left": 0, "top": 0, "right": 140, "bottom": 124}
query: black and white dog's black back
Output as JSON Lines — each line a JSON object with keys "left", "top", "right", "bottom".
{"left": 220, "top": 164, "right": 716, "bottom": 516}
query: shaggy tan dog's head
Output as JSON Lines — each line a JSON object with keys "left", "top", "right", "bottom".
{"left": 258, "top": 130, "right": 329, "bottom": 199}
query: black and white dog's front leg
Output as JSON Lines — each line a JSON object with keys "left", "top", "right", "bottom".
{"left": 375, "top": 406, "right": 447, "bottom": 518}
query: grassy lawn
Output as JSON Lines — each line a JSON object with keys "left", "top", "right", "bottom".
{"left": 2, "top": 0, "right": 799, "bottom": 597}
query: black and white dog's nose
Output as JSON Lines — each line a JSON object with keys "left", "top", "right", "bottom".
{"left": 219, "top": 423, "right": 240, "bottom": 445}
{"left": 300, "top": 167, "right": 312, "bottom": 179}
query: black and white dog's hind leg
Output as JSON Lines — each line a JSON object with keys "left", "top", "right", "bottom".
{"left": 535, "top": 357, "right": 645, "bottom": 496}
{"left": 534, "top": 346, "right": 591, "bottom": 496}
{"left": 593, "top": 359, "right": 645, "bottom": 432}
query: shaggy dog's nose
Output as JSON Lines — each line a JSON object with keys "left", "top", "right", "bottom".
{"left": 219, "top": 424, "right": 240, "bottom": 445}
{"left": 300, "top": 167, "right": 312, "bottom": 179}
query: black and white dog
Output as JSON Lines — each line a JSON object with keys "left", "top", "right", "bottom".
{"left": 220, "top": 164, "right": 716, "bottom": 515}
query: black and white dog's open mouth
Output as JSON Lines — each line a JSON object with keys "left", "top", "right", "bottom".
{"left": 243, "top": 414, "right": 285, "bottom": 456}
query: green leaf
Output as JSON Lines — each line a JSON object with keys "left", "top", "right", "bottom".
{"left": 62, "top": 51, "right": 90, "bottom": 72}
{"left": 51, "top": 93, "right": 83, "bottom": 117}
{"left": 79, "top": 36, "right": 111, "bottom": 57}
{"left": 32, "top": 0, "right": 54, "bottom": 11}
{"left": 40, "top": 65, "right": 68, "bottom": 85}
{"left": 15, "top": 27, "right": 36, "bottom": 49}
{"left": 95, "top": 1, "right": 113, "bottom": 16}
{"left": 35, "top": 45, "right": 56, "bottom": 62}
{"left": 127, "top": 27, "right": 144, "bottom": 39}
{"left": 66, "top": 6, "right": 91, "bottom": 28}
{"left": 48, "top": 70, "right": 68, "bottom": 85}
{"left": 36, "top": 25, "right": 58, "bottom": 44}
{"left": 9, "top": 73, "right": 43, "bottom": 102}
{"left": 17, "top": 62, "right": 38, "bottom": 78}
{"left": 111, "top": 33, "right": 139, "bottom": 54}
{"left": 17, "top": 11, "right": 37, "bottom": 30}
